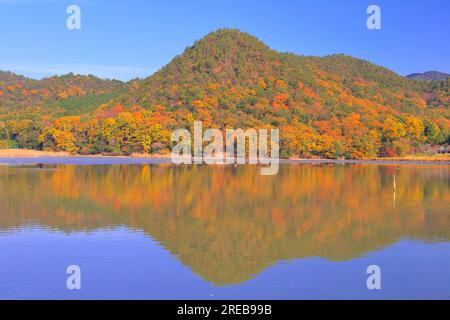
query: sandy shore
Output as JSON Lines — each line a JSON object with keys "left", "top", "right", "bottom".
{"left": 0, "top": 149, "right": 69, "bottom": 158}
{"left": 0, "top": 149, "right": 173, "bottom": 158}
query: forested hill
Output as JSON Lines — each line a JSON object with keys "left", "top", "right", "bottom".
{"left": 0, "top": 71, "right": 126, "bottom": 116}
{"left": 0, "top": 71, "right": 127, "bottom": 148}
{"left": 111, "top": 29, "right": 421, "bottom": 117}
{"left": 1, "top": 29, "right": 449, "bottom": 158}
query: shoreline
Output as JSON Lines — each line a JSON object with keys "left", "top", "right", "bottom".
{"left": 0, "top": 149, "right": 449, "bottom": 166}
{"left": 0, "top": 149, "right": 173, "bottom": 159}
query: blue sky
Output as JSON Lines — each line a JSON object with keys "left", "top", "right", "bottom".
{"left": 0, "top": 0, "right": 448, "bottom": 81}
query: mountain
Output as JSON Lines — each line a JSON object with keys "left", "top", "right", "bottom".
{"left": 407, "top": 71, "right": 450, "bottom": 81}
{"left": 112, "top": 29, "right": 418, "bottom": 116}
{"left": 1, "top": 29, "right": 450, "bottom": 158}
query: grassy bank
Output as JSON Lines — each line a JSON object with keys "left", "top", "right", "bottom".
{"left": 374, "top": 154, "right": 450, "bottom": 162}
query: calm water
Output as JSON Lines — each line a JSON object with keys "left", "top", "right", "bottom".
{"left": 0, "top": 160, "right": 449, "bottom": 299}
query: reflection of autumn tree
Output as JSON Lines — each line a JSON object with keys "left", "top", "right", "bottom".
{"left": 0, "top": 164, "right": 449, "bottom": 285}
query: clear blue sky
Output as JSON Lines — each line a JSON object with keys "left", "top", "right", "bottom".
{"left": 0, "top": 0, "right": 448, "bottom": 81}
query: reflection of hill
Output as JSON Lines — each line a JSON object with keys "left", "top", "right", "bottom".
{"left": 0, "top": 164, "right": 449, "bottom": 285}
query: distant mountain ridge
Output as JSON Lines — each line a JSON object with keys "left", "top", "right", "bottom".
{"left": 407, "top": 71, "right": 450, "bottom": 81}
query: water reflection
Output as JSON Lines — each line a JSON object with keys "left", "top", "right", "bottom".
{"left": 0, "top": 164, "right": 449, "bottom": 285}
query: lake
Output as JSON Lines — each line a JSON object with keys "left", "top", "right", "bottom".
{"left": 0, "top": 159, "right": 449, "bottom": 299}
